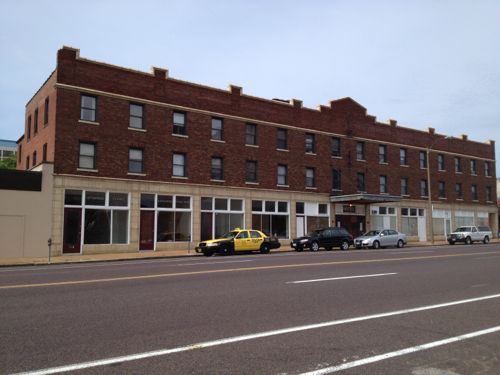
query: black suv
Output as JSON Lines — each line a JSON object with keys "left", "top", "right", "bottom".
{"left": 291, "top": 227, "right": 354, "bottom": 251}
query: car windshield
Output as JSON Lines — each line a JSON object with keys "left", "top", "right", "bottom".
{"left": 221, "top": 231, "right": 239, "bottom": 239}
{"left": 364, "top": 230, "right": 380, "bottom": 236}
{"left": 454, "top": 227, "right": 469, "bottom": 232}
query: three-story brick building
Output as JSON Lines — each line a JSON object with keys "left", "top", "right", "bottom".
{"left": 17, "top": 46, "right": 498, "bottom": 255}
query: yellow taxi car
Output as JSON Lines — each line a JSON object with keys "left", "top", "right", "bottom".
{"left": 195, "top": 228, "right": 281, "bottom": 256}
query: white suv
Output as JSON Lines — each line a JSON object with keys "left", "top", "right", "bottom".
{"left": 447, "top": 226, "right": 492, "bottom": 245}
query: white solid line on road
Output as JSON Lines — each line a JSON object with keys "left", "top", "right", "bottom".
{"left": 391, "top": 250, "right": 434, "bottom": 255}
{"left": 300, "top": 325, "right": 500, "bottom": 374}
{"left": 12, "top": 292, "right": 500, "bottom": 375}
{"left": 176, "top": 260, "right": 253, "bottom": 266}
{"left": 287, "top": 272, "right": 397, "bottom": 284}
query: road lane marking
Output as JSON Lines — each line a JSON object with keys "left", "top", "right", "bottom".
{"left": 287, "top": 272, "right": 397, "bottom": 284}
{"left": 391, "top": 250, "right": 434, "bottom": 255}
{"left": 1, "top": 250, "right": 498, "bottom": 290}
{"left": 176, "top": 260, "right": 253, "bottom": 266}
{"left": 300, "top": 325, "right": 500, "bottom": 374}
{"left": 12, "top": 292, "right": 500, "bottom": 375}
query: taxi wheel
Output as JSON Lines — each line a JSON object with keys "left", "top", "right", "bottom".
{"left": 222, "top": 245, "right": 234, "bottom": 256}
{"left": 260, "top": 244, "right": 270, "bottom": 254}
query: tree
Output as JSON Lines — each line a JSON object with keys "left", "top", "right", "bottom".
{"left": 0, "top": 156, "right": 16, "bottom": 169}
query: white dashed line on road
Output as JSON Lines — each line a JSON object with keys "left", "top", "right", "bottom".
{"left": 286, "top": 272, "right": 397, "bottom": 284}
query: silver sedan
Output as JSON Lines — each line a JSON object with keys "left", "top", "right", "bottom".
{"left": 354, "top": 229, "right": 407, "bottom": 249}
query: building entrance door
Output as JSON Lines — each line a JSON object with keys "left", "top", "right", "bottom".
{"left": 336, "top": 215, "right": 365, "bottom": 238}
{"left": 140, "top": 211, "right": 155, "bottom": 250}
{"left": 63, "top": 208, "right": 82, "bottom": 254}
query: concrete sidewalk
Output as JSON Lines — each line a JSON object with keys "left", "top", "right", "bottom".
{"left": 1, "top": 239, "right": 497, "bottom": 267}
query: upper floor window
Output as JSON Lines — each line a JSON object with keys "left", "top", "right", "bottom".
{"left": 438, "top": 181, "right": 446, "bottom": 198}
{"left": 277, "top": 128, "right": 288, "bottom": 150}
{"left": 379, "top": 175, "right": 387, "bottom": 193}
{"left": 356, "top": 142, "right": 365, "bottom": 161}
{"left": 420, "top": 179, "right": 428, "bottom": 197}
{"left": 80, "top": 95, "right": 97, "bottom": 122}
{"left": 400, "top": 177, "right": 409, "bottom": 195}
{"left": 438, "top": 154, "right": 445, "bottom": 171}
{"left": 211, "top": 157, "right": 224, "bottom": 180}
{"left": 246, "top": 160, "right": 257, "bottom": 183}
{"left": 42, "top": 143, "right": 47, "bottom": 162}
{"left": 455, "top": 183, "right": 463, "bottom": 199}
{"left": 305, "top": 133, "right": 315, "bottom": 153}
{"left": 470, "top": 159, "right": 477, "bottom": 175}
{"left": 129, "top": 103, "right": 144, "bottom": 129}
{"left": 332, "top": 169, "right": 341, "bottom": 190}
{"left": 172, "top": 153, "right": 186, "bottom": 177}
{"left": 44, "top": 97, "right": 49, "bottom": 126}
{"left": 246, "top": 123, "right": 257, "bottom": 145}
{"left": 306, "top": 167, "right": 316, "bottom": 187}
{"left": 454, "top": 157, "right": 462, "bottom": 173}
{"left": 26, "top": 156, "right": 30, "bottom": 170}
{"left": 79, "top": 142, "right": 96, "bottom": 169}
{"left": 18, "top": 144, "right": 22, "bottom": 163}
{"left": 128, "top": 148, "right": 144, "bottom": 173}
{"left": 211, "top": 118, "right": 223, "bottom": 141}
{"left": 471, "top": 184, "right": 478, "bottom": 200}
{"left": 32, "top": 151, "right": 37, "bottom": 167}
{"left": 34, "top": 109, "right": 39, "bottom": 135}
{"left": 379, "top": 145, "right": 387, "bottom": 163}
{"left": 485, "top": 161, "right": 491, "bottom": 177}
{"left": 486, "top": 186, "right": 492, "bottom": 202}
{"left": 27, "top": 115, "right": 31, "bottom": 141}
{"left": 173, "top": 112, "right": 186, "bottom": 135}
{"left": 277, "top": 164, "right": 288, "bottom": 186}
{"left": 419, "top": 151, "right": 427, "bottom": 168}
{"left": 331, "top": 137, "right": 341, "bottom": 157}
{"left": 400, "top": 148, "right": 408, "bottom": 166}
{"left": 357, "top": 172, "right": 365, "bottom": 192}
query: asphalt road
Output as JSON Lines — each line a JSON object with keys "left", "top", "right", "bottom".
{"left": 1, "top": 244, "right": 500, "bottom": 375}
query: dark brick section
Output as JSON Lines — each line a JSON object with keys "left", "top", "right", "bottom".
{"left": 0, "top": 169, "right": 42, "bottom": 191}
{"left": 17, "top": 47, "right": 497, "bottom": 206}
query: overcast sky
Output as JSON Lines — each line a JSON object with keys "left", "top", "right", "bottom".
{"left": 1, "top": 0, "right": 499, "bottom": 173}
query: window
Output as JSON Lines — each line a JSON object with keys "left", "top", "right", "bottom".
{"left": 455, "top": 183, "right": 463, "bottom": 199}
{"left": 486, "top": 186, "right": 492, "bottom": 202}
{"left": 201, "top": 197, "right": 243, "bottom": 240}
{"left": 438, "top": 154, "right": 445, "bottom": 171}
{"left": 27, "top": 115, "right": 31, "bottom": 141}
{"left": 211, "top": 118, "right": 223, "bottom": 141}
{"left": 173, "top": 112, "right": 186, "bottom": 135}
{"left": 25, "top": 156, "right": 29, "bottom": 170}
{"left": 420, "top": 179, "right": 428, "bottom": 196}
{"left": 148, "top": 195, "right": 192, "bottom": 242}
{"left": 400, "top": 178, "right": 409, "bottom": 195}
{"left": 246, "top": 160, "right": 257, "bottom": 183}
{"left": 356, "top": 142, "right": 365, "bottom": 160}
{"left": 419, "top": 151, "right": 427, "bottom": 168}
{"left": 211, "top": 157, "right": 223, "bottom": 180}
{"left": 296, "top": 202, "right": 330, "bottom": 235}
{"left": 252, "top": 200, "right": 289, "bottom": 238}
{"left": 79, "top": 142, "right": 95, "bottom": 169}
{"left": 18, "top": 144, "right": 22, "bottom": 163}
{"left": 401, "top": 207, "right": 422, "bottom": 236}
{"left": 357, "top": 172, "right": 365, "bottom": 192}
{"left": 379, "top": 145, "right": 387, "bottom": 163}
{"left": 470, "top": 159, "right": 477, "bottom": 175}
{"left": 331, "top": 137, "right": 341, "bottom": 157}
{"left": 172, "top": 153, "right": 186, "bottom": 177}
{"left": 306, "top": 167, "right": 315, "bottom": 187}
{"left": 305, "top": 133, "right": 315, "bottom": 153}
{"left": 400, "top": 148, "right": 407, "bottom": 165}
{"left": 485, "top": 161, "right": 491, "bottom": 177}
{"left": 471, "top": 184, "right": 478, "bottom": 200}
{"left": 44, "top": 97, "right": 49, "bottom": 126}
{"left": 277, "top": 164, "right": 288, "bottom": 185}
{"left": 80, "top": 95, "right": 97, "bottom": 122}
{"left": 34, "top": 109, "right": 39, "bottom": 135}
{"left": 42, "top": 143, "right": 47, "bottom": 162}
{"left": 246, "top": 123, "right": 257, "bottom": 145}
{"left": 129, "top": 103, "right": 144, "bottom": 129}
{"left": 454, "top": 157, "right": 462, "bottom": 173}
{"left": 332, "top": 169, "right": 341, "bottom": 190}
{"left": 32, "top": 151, "right": 37, "bottom": 167}
{"left": 277, "top": 128, "right": 288, "bottom": 150}
{"left": 128, "top": 148, "right": 143, "bottom": 173}
{"left": 438, "top": 181, "right": 446, "bottom": 198}
{"left": 379, "top": 175, "right": 387, "bottom": 193}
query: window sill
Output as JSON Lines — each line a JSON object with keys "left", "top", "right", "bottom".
{"left": 172, "top": 176, "right": 188, "bottom": 179}
{"left": 277, "top": 148, "right": 289, "bottom": 152}
{"left": 331, "top": 156, "right": 342, "bottom": 159}
{"left": 331, "top": 189, "right": 343, "bottom": 192}
{"left": 472, "top": 200, "right": 479, "bottom": 202}
{"left": 172, "top": 133, "right": 188, "bottom": 138}
{"left": 420, "top": 195, "right": 429, "bottom": 198}
{"left": 305, "top": 152, "right": 316, "bottom": 156}
{"left": 128, "top": 127, "right": 146, "bottom": 132}
{"left": 128, "top": 172, "right": 146, "bottom": 176}
{"left": 471, "top": 173, "right": 477, "bottom": 177}
{"left": 455, "top": 171, "right": 462, "bottom": 174}
{"left": 277, "top": 184, "right": 289, "bottom": 188}
{"left": 401, "top": 194, "right": 410, "bottom": 197}
{"left": 306, "top": 187, "right": 317, "bottom": 190}
{"left": 438, "top": 197, "right": 447, "bottom": 200}
{"left": 400, "top": 164, "right": 409, "bottom": 167}
{"left": 245, "top": 181, "right": 259, "bottom": 185}
{"left": 438, "top": 169, "right": 446, "bottom": 172}
{"left": 78, "top": 119, "right": 100, "bottom": 126}
{"left": 356, "top": 159, "right": 366, "bottom": 163}
{"left": 456, "top": 198, "right": 464, "bottom": 201}
{"left": 210, "top": 179, "right": 225, "bottom": 183}
{"left": 380, "top": 192, "right": 389, "bottom": 195}
{"left": 245, "top": 144, "right": 259, "bottom": 148}
{"left": 379, "top": 162, "right": 388, "bottom": 165}
{"left": 77, "top": 168, "right": 98, "bottom": 173}
{"left": 211, "top": 139, "right": 225, "bottom": 143}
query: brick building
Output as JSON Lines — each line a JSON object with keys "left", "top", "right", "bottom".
{"left": 16, "top": 46, "right": 497, "bottom": 255}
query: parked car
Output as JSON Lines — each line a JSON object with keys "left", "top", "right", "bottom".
{"left": 354, "top": 229, "right": 407, "bottom": 249}
{"left": 291, "top": 227, "right": 354, "bottom": 251}
{"left": 195, "top": 228, "right": 281, "bottom": 256}
{"left": 447, "top": 226, "right": 492, "bottom": 245}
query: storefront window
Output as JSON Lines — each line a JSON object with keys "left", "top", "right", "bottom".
{"left": 200, "top": 197, "right": 244, "bottom": 240}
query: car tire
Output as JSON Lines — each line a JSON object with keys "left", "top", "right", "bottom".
{"left": 203, "top": 250, "right": 214, "bottom": 257}
{"left": 340, "top": 240, "right": 349, "bottom": 251}
{"left": 221, "top": 245, "right": 233, "bottom": 256}
{"left": 397, "top": 239, "right": 404, "bottom": 248}
{"left": 483, "top": 236, "right": 490, "bottom": 244}
{"left": 311, "top": 241, "right": 320, "bottom": 252}
{"left": 465, "top": 236, "right": 472, "bottom": 245}
{"left": 260, "top": 243, "right": 270, "bottom": 254}
{"left": 372, "top": 241, "right": 380, "bottom": 249}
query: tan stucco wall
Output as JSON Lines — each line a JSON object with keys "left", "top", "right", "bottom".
{"left": 0, "top": 164, "right": 53, "bottom": 259}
